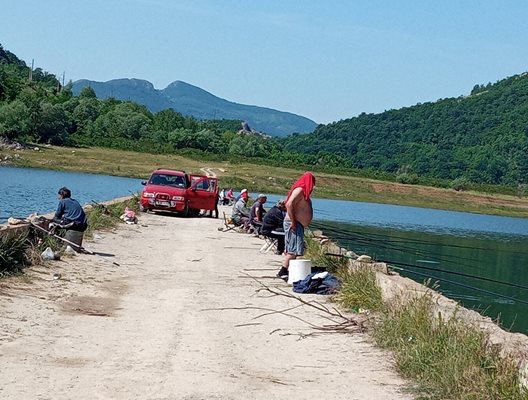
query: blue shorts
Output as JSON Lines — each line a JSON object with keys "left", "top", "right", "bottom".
{"left": 284, "top": 219, "right": 305, "bottom": 256}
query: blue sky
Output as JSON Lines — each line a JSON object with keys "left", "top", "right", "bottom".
{"left": 2, "top": 0, "right": 528, "bottom": 124}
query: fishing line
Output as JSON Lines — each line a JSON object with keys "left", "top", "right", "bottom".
{"left": 378, "top": 259, "right": 528, "bottom": 291}
{"left": 325, "top": 251, "right": 528, "bottom": 292}
{"left": 314, "top": 224, "right": 480, "bottom": 268}
{"left": 312, "top": 221, "right": 528, "bottom": 256}
{"left": 311, "top": 221, "right": 522, "bottom": 273}
{"left": 389, "top": 265, "right": 528, "bottom": 306}
{"left": 313, "top": 221, "right": 528, "bottom": 294}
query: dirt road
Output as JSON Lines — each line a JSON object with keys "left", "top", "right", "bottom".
{"left": 0, "top": 206, "right": 412, "bottom": 399}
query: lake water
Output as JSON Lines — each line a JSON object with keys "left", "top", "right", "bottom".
{"left": 2, "top": 166, "right": 528, "bottom": 333}
{"left": 0, "top": 166, "right": 142, "bottom": 221}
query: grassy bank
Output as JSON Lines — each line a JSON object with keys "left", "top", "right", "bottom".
{"left": 304, "top": 240, "right": 527, "bottom": 399}
{"left": 2, "top": 145, "right": 528, "bottom": 217}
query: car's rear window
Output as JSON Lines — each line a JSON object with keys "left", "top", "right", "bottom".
{"left": 149, "top": 174, "right": 186, "bottom": 188}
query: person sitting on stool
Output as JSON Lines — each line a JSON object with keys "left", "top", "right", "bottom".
{"left": 261, "top": 199, "right": 286, "bottom": 254}
{"left": 249, "top": 194, "right": 267, "bottom": 234}
{"left": 51, "top": 187, "right": 88, "bottom": 250}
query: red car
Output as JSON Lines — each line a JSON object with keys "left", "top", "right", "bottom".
{"left": 140, "top": 169, "right": 218, "bottom": 217}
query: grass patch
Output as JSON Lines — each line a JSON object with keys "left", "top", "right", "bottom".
{"left": 374, "top": 293, "right": 527, "bottom": 399}
{"left": 0, "top": 230, "right": 32, "bottom": 276}
{"left": 304, "top": 236, "right": 349, "bottom": 273}
{"left": 84, "top": 196, "right": 139, "bottom": 238}
{"left": 335, "top": 266, "right": 383, "bottom": 312}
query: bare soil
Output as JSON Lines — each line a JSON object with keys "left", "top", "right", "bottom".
{"left": 370, "top": 182, "right": 528, "bottom": 210}
{"left": 0, "top": 206, "right": 412, "bottom": 399}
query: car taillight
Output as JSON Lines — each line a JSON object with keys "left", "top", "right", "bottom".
{"left": 172, "top": 196, "right": 184, "bottom": 201}
{"left": 143, "top": 192, "right": 155, "bottom": 198}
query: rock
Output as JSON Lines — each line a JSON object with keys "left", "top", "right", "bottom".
{"left": 345, "top": 250, "right": 358, "bottom": 259}
{"left": 357, "top": 255, "right": 372, "bottom": 263}
{"left": 7, "top": 217, "right": 26, "bottom": 225}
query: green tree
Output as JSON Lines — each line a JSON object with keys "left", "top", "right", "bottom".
{"left": 0, "top": 100, "right": 31, "bottom": 139}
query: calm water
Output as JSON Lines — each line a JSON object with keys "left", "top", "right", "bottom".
{"left": 0, "top": 166, "right": 142, "bottom": 221}
{"left": 2, "top": 166, "right": 528, "bottom": 333}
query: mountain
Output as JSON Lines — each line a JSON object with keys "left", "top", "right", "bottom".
{"left": 283, "top": 73, "right": 528, "bottom": 185}
{"left": 71, "top": 79, "right": 317, "bottom": 137}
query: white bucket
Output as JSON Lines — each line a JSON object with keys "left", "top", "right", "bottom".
{"left": 287, "top": 259, "right": 312, "bottom": 284}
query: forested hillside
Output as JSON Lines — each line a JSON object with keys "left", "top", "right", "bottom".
{"left": 283, "top": 74, "right": 528, "bottom": 186}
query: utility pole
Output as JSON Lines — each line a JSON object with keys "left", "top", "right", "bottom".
{"left": 29, "top": 59, "right": 34, "bottom": 81}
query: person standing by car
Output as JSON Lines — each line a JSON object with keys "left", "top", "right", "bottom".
{"left": 277, "top": 172, "right": 316, "bottom": 280}
{"left": 225, "top": 188, "right": 235, "bottom": 205}
{"left": 51, "top": 187, "right": 88, "bottom": 249}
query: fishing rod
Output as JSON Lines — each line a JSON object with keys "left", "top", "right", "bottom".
{"left": 314, "top": 222, "right": 487, "bottom": 262}
{"left": 29, "top": 223, "right": 120, "bottom": 266}
{"left": 389, "top": 265, "right": 528, "bottom": 306}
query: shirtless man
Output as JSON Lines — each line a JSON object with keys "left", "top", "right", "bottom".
{"left": 277, "top": 172, "right": 315, "bottom": 280}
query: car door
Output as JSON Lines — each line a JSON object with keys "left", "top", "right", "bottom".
{"left": 187, "top": 175, "right": 218, "bottom": 210}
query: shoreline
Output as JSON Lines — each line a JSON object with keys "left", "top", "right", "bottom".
{"left": 2, "top": 145, "right": 528, "bottom": 218}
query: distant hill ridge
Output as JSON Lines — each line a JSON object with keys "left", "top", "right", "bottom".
{"left": 71, "top": 78, "right": 317, "bottom": 137}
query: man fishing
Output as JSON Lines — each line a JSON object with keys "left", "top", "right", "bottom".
{"left": 51, "top": 187, "right": 88, "bottom": 248}
{"left": 277, "top": 172, "right": 316, "bottom": 280}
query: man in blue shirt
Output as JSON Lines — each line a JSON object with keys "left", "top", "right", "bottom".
{"left": 52, "top": 187, "right": 88, "bottom": 248}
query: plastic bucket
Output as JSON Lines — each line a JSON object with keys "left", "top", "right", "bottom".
{"left": 287, "top": 259, "right": 312, "bottom": 284}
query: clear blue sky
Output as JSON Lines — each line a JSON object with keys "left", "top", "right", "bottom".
{"left": 2, "top": 0, "right": 528, "bottom": 124}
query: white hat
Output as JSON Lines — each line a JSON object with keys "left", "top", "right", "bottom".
{"left": 241, "top": 189, "right": 248, "bottom": 194}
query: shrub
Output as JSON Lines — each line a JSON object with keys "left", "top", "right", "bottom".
{"left": 396, "top": 172, "right": 419, "bottom": 184}
{"left": 0, "top": 230, "right": 31, "bottom": 275}
{"left": 450, "top": 177, "right": 471, "bottom": 191}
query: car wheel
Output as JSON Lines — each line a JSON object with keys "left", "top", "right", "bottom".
{"left": 139, "top": 204, "right": 148, "bottom": 213}
{"left": 182, "top": 204, "right": 189, "bottom": 217}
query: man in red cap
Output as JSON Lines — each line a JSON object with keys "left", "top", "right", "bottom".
{"left": 277, "top": 172, "right": 316, "bottom": 280}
